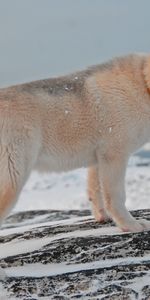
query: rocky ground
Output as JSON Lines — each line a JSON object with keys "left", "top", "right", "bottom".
{"left": 0, "top": 209, "right": 150, "bottom": 300}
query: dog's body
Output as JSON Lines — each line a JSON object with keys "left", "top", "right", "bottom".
{"left": 0, "top": 53, "right": 150, "bottom": 232}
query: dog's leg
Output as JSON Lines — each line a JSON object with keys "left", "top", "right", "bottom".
{"left": 0, "top": 150, "right": 24, "bottom": 224}
{"left": 87, "top": 166, "right": 109, "bottom": 222}
{"left": 0, "top": 184, "right": 16, "bottom": 226}
{"left": 97, "top": 152, "right": 150, "bottom": 232}
{"left": 0, "top": 140, "right": 37, "bottom": 225}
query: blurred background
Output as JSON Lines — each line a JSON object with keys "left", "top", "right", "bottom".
{"left": 0, "top": 0, "right": 150, "bottom": 87}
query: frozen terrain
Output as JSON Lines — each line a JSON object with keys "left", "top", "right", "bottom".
{"left": 0, "top": 145, "right": 150, "bottom": 299}
{"left": 13, "top": 146, "right": 150, "bottom": 213}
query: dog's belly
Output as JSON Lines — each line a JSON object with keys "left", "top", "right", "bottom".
{"left": 35, "top": 150, "right": 96, "bottom": 172}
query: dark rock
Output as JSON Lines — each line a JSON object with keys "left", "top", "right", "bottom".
{"left": 0, "top": 209, "right": 150, "bottom": 299}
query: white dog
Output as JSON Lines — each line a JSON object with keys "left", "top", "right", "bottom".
{"left": 0, "top": 53, "right": 150, "bottom": 232}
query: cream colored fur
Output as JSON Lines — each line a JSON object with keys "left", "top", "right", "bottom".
{"left": 0, "top": 53, "right": 150, "bottom": 232}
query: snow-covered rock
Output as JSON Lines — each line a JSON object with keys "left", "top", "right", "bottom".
{"left": 0, "top": 209, "right": 150, "bottom": 299}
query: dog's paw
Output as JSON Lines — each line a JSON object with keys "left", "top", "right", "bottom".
{"left": 121, "top": 219, "right": 150, "bottom": 233}
{"left": 93, "top": 208, "right": 110, "bottom": 223}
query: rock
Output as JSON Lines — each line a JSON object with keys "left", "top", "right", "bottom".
{"left": 0, "top": 209, "right": 150, "bottom": 299}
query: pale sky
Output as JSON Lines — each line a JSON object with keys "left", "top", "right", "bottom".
{"left": 0, "top": 0, "right": 150, "bottom": 86}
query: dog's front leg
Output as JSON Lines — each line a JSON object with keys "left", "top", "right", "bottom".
{"left": 97, "top": 151, "right": 150, "bottom": 232}
{"left": 0, "top": 135, "right": 38, "bottom": 225}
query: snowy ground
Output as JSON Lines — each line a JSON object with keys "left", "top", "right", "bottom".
{"left": 0, "top": 209, "right": 150, "bottom": 299}
{"left": 0, "top": 145, "right": 150, "bottom": 299}
{"left": 13, "top": 145, "right": 150, "bottom": 214}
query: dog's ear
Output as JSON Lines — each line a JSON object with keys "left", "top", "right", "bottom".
{"left": 143, "top": 56, "right": 150, "bottom": 90}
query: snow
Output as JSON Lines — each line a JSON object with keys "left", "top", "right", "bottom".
{"left": 109, "top": 127, "right": 112, "bottom": 133}
{"left": 129, "top": 275, "right": 150, "bottom": 299}
{"left": 0, "top": 285, "right": 7, "bottom": 300}
{"left": 65, "top": 109, "right": 69, "bottom": 114}
{"left": 0, "top": 268, "right": 6, "bottom": 280}
{"left": 11, "top": 147, "right": 150, "bottom": 214}
{"left": 5, "top": 255, "right": 150, "bottom": 278}
{"left": 0, "top": 224, "right": 124, "bottom": 261}
{"left": 13, "top": 169, "right": 88, "bottom": 212}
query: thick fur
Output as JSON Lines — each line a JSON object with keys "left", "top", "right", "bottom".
{"left": 0, "top": 53, "right": 150, "bottom": 232}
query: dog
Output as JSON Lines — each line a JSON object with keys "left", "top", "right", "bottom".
{"left": 0, "top": 53, "right": 150, "bottom": 232}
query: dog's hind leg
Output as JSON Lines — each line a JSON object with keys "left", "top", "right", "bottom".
{"left": 87, "top": 166, "right": 109, "bottom": 222}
